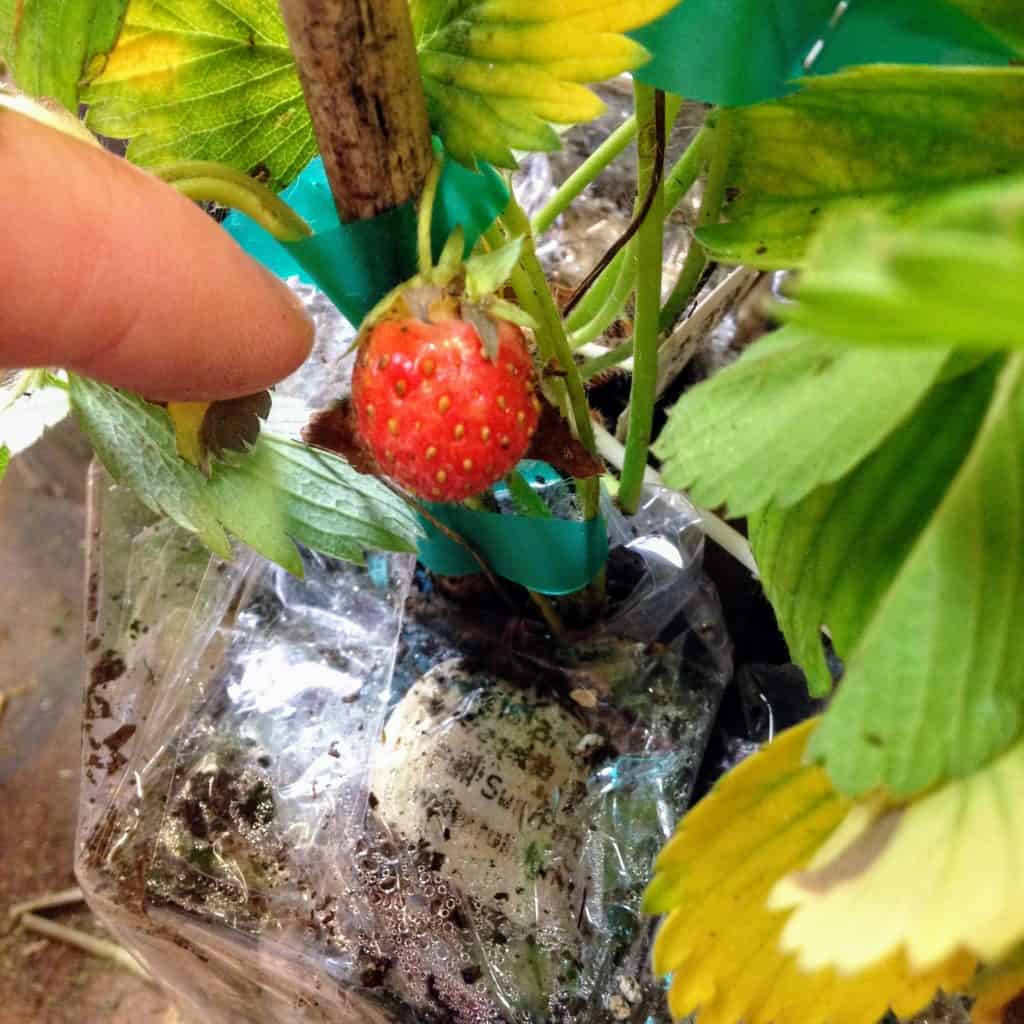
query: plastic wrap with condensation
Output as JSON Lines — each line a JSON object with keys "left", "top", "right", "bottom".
{"left": 76, "top": 285, "right": 731, "bottom": 1024}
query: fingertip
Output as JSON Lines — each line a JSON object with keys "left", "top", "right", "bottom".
{"left": 253, "top": 261, "right": 318, "bottom": 383}
{"left": 0, "top": 113, "right": 319, "bottom": 402}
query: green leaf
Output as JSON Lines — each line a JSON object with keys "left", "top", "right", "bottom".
{"left": 1, "top": 0, "right": 127, "bottom": 109}
{"left": 808, "top": 354, "right": 1024, "bottom": 797}
{"left": 631, "top": 0, "right": 1018, "bottom": 108}
{"left": 783, "top": 177, "right": 1024, "bottom": 350}
{"left": 0, "top": 444, "right": 8, "bottom": 483}
{"left": 700, "top": 66, "right": 1024, "bottom": 268}
{"left": 653, "top": 327, "right": 949, "bottom": 518}
{"left": 464, "top": 236, "right": 523, "bottom": 301}
{"left": 207, "top": 435, "right": 421, "bottom": 573}
{"left": 83, "top": 0, "right": 316, "bottom": 190}
{"left": 69, "top": 376, "right": 421, "bottom": 573}
{"left": 751, "top": 357, "right": 1000, "bottom": 698}
{"left": 411, "top": 0, "right": 678, "bottom": 168}
{"left": 950, "top": 0, "right": 1024, "bottom": 49}
{"left": 69, "top": 374, "right": 232, "bottom": 559}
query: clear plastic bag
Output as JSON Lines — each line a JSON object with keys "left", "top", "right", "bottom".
{"left": 76, "top": 280, "right": 731, "bottom": 1024}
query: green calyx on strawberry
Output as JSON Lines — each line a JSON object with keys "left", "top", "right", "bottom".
{"left": 351, "top": 234, "right": 542, "bottom": 504}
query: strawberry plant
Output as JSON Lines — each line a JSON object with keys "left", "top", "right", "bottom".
{"left": 5, "top": 0, "right": 1024, "bottom": 1022}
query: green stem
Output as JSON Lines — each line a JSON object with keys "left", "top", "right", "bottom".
{"left": 532, "top": 96, "right": 685, "bottom": 238}
{"left": 529, "top": 590, "right": 567, "bottom": 636}
{"left": 532, "top": 115, "right": 637, "bottom": 235}
{"left": 501, "top": 198, "right": 600, "bottom": 521}
{"left": 580, "top": 339, "right": 634, "bottom": 380}
{"left": 564, "top": 248, "right": 621, "bottom": 332}
{"left": 568, "top": 247, "right": 635, "bottom": 349}
{"left": 593, "top": 420, "right": 758, "bottom": 575}
{"left": 618, "top": 83, "right": 665, "bottom": 515}
{"left": 564, "top": 123, "right": 707, "bottom": 339}
{"left": 659, "top": 110, "right": 735, "bottom": 333}
{"left": 153, "top": 161, "right": 312, "bottom": 242}
{"left": 664, "top": 124, "right": 709, "bottom": 210}
{"left": 503, "top": 200, "right": 595, "bottom": 453}
{"left": 417, "top": 153, "right": 444, "bottom": 275}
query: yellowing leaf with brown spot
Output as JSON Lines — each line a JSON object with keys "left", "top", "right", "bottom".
{"left": 773, "top": 731, "right": 1024, "bottom": 975}
{"left": 645, "top": 720, "right": 976, "bottom": 1024}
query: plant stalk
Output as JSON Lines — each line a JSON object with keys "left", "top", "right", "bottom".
{"left": 659, "top": 109, "right": 736, "bottom": 332}
{"left": 277, "top": 0, "right": 433, "bottom": 222}
{"left": 593, "top": 421, "right": 758, "bottom": 576}
{"left": 563, "top": 92, "right": 671, "bottom": 320}
{"left": 532, "top": 114, "right": 637, "bottom": 235}
{"left": 8, "top": 887, "right": 83, "bottom": 922}
{"left": 617, "top": 84, "right": 666, "bottom": 515}
{"left": 502, "top": 202, "right": 596, "bottom": 454}
{"left": 153, "top": 161, "right": 312, "bottom": 241}
{"left": 568, "top": 248, "right": 634, "bottom": 349}
{"left": 580, "top": 338, "right": 634, "bottom": 380}
{"left": 501, "top": 199, "right": 601, "bottom": 520}
{"left": 532, "top": 97, "right": 687, "bottom": 238}
{"left": 417, "top": 154, "right": 444, "bottom": 274}
{"left": 529, "top": 591, "right": 566, "bottom": 637}
{"left": 563, "top": 123, "right": 708, "bottom": 340}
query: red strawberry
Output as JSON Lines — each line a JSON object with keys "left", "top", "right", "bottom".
{"left": 352, "top": 315, "right": 541, "bottom": 502}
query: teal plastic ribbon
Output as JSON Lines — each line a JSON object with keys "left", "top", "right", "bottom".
{"left": 630, "top": 0, "right": 1017, "bottom": 107}
{"left": 416, "top": 463, "right": 609, "bottom": 595}
{"left": 223, "top": 144, "right": 509, "bottom": 326}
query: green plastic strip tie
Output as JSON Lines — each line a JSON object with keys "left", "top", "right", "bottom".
{"left": 224, "top": 144, "right": 509, "bottom": 326}
{"left": 416, "top": 463, "right": 609, "bottom": 595}
{"left": 630, "top": 0, "right": 1017, "bottom": 107}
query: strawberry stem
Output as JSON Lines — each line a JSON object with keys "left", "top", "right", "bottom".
{"left": 561, "top": 123, "right": 709, "bottom": 341}
{"left": 153, "top": 161, "right": 312, "bottom": 242}
{"left": 532, "top": 95, "right": 684, "bottom": 238}
{"left": 417, "top": 152, "right": 445, "bottom": 276}
{"left": 659, "top": 108, "right": 736, "bottom": 332}
{"left": 500, "top": 200, "right": 602, "bottom": 522}
{"left": 529, "top": 591, "right": 566, "bottom": 637}
{"left": 619, "top": 83, "right": 667, "bottom": 515}
{"left": 500, "top": 201, "right": 596, "bottom": 454}
{"left": 532, "top": 115, "right": 638, "bottom": 235}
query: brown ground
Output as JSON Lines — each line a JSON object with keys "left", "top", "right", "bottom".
{"left": 0, "top": 423, "right": 178, "bottom": 1023}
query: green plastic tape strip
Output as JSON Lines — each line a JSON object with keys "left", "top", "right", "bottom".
{"left": 630, "top": 0, "right": 1016, "bottom": 107}
{"left": 224, "top": 145, "right": 509, "bottom": 326}
{"left": 416, "top": 462, "right": 609, "bottom": 595}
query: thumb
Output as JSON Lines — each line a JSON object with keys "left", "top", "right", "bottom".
{"left": 0, "top": 108, "right": 314, "bottom": 401}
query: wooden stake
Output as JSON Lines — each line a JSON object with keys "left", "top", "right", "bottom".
{"left": 278, "top": 0, "right": 433, "bottom": 222}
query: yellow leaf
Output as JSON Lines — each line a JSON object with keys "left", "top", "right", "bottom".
{"left": 646, "top": 720, "right": 976, "bottom": 1024}
{"left": 773, "top": 732, "right": 1024, "bottom": 974}
{"left": 417, "top": 53, "right": 606, "bottom": 123}
{"left": 413, "top": 0, "right": 676, "bottom": 167}
{"left": 166, "top": 401, "right": 208, "bottom": 469}
{"left": 463, "top": 24, "right": 649, "bottom": 64}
